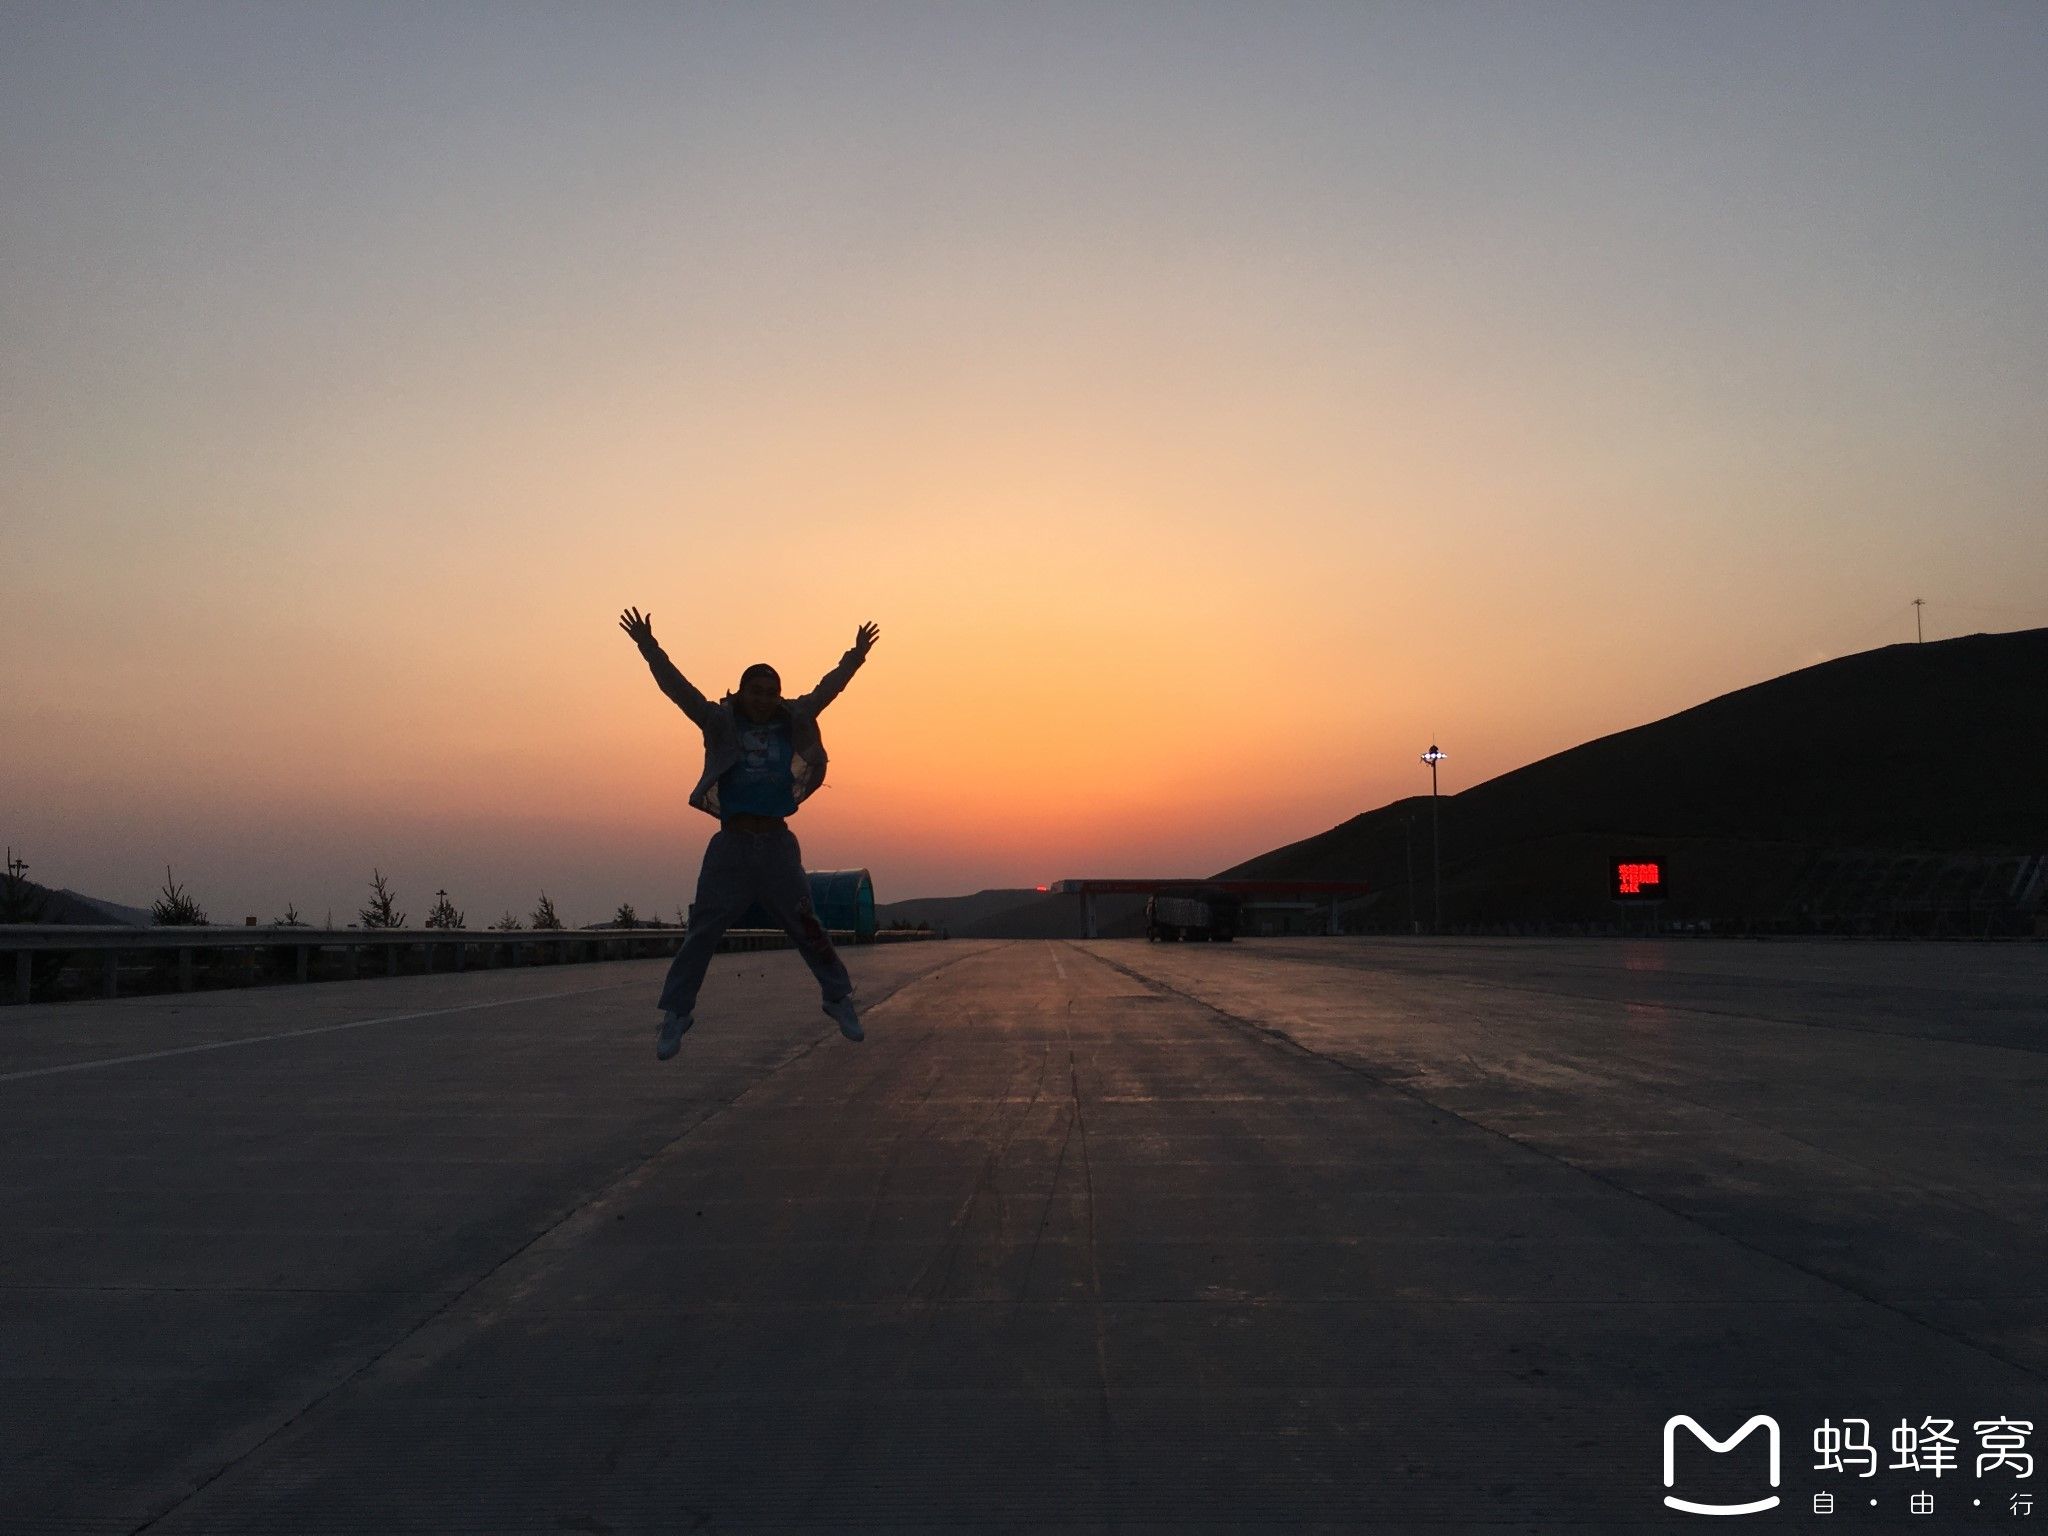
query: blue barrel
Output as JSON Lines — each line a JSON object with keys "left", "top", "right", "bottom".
{"left": 731, "top": 868, "right": 876, "bottom": 941}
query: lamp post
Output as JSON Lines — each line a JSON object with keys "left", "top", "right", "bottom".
{"left": 1403, "top": 813, "right": 1416, "bottom": 935}
{"left": 1421, "top": 744, "right": 1446, "bottom": 933}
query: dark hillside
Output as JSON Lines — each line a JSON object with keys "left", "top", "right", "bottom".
{"left": 1222, "top": 629, "right": 2048, "bottom": 932}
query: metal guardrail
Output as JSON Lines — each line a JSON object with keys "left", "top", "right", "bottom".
{"left": 0, "top": 924, "right": 793, "bottom": 1005}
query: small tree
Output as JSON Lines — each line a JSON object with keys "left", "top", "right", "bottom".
{"left": 613, "top": 902, "right": 638, "bottom": 930}
{"left": 276, "top": 902, "right": 306, "bottom": 927}
{"left": 492, "top": 911, "right": 524, "bottom": 931}
{"left": 360, "top": 869, "right": 406, "bottom": 929}
{"left": 424, "top": 888, "right": 466, "bottom": 930}
{"left": 530, "top": 892, "right": 564, "bottom": 931}
{"left": 151, "top": 865, "right": 208, "bottom": 926}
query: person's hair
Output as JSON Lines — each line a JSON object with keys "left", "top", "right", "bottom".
{"left": 739, "top": 663, "right": 780, "bottom": 691}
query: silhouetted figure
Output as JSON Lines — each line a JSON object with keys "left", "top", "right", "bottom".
{"left": 619, "top": 607, "right": 879, "bottom": 1058}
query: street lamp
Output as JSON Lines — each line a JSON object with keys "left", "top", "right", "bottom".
{"left": 1421, "top": 744, "right": 1446, "bottom": 933}
{"left": 1403, "top": 813, "right": 1416, "bottom": 935}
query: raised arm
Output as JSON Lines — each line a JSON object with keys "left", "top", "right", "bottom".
{"left": 795, "top": 620, "right": 880, "bottom": 714}
{"left": 618, "top": 606, "right": 716, "bottom": 729}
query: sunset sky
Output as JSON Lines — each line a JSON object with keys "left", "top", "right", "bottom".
{"left": 5, "top": 2, "right": 2045, "bottom": 926}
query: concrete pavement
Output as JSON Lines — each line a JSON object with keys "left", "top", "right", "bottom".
{"left": 2, "top": 937, "right": 2042, "bottom": 1531}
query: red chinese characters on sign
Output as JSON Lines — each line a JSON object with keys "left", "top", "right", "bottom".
{"left": 1617, "top": 862, "right": 1661, "bottom": 895}
{"left": 1610, "top": 857, "right": 1667, "bottom": 901}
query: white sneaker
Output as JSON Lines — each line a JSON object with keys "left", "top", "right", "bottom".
{"left": 656, "top": 1009, "right": 693, "bottom": 1059}
{"left": 823, "top": 994, "right": 863, "bottom": 1042}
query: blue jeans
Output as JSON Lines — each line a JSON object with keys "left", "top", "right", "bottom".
{"left": 656, "top": 826, "right": 852, "bottom": 1016}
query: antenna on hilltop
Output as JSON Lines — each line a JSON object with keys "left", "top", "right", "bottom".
{"left": 1913, "top": 598, "right": 1924, "bottom": 644}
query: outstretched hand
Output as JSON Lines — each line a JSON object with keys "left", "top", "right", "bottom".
{"left": 853, "top": 620, "right": 881, "bottom": 658}
{"left": 618, "top": 607, "right": 656, "bottom": 648}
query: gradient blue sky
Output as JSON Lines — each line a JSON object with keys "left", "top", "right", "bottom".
{"left": 5, "top": 2, "right": 2044, "bottom": 924}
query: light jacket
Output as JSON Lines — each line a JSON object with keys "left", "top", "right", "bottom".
{"left": 636, "top": 638, "right": 865, "bottom": 820}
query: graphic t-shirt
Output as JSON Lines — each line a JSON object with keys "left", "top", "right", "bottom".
{"left": 718, "top": 713, "right": 798, "bottom": 816}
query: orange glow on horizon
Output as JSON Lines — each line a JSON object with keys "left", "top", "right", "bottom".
{"left": 9, "top": 4, "right": 2042, "bottom": 924}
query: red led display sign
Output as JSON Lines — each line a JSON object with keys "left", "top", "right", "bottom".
{"left": 1610, "top": 857, "right": 1667, "bottom": 902}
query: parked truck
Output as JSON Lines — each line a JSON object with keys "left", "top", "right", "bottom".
{"left": 1145, "top": 892, "right": 1239, "bottom": 942}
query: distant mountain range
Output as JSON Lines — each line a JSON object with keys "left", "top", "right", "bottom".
{"left": 877, "top": 887, "right": 1153, "bottom": 940}
{"left": 874, "top": 888, "right": 1045, "bottom": 935}
{"left": 1, "top": 880, "right": 153, "bottom": 926}
{"left": 58, "top": 887, "right": 153, "bottom": 925}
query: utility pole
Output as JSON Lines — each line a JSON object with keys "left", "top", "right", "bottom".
{"left": 1913, "top": 598, "right": 1924, "bottom": 643}
{"left": 1421, "top": 744, "right": 1447, "bottom": 934}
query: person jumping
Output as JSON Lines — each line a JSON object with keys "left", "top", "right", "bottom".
{"left": 618, "top": 606, "right": 879, "bottom": 1059}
